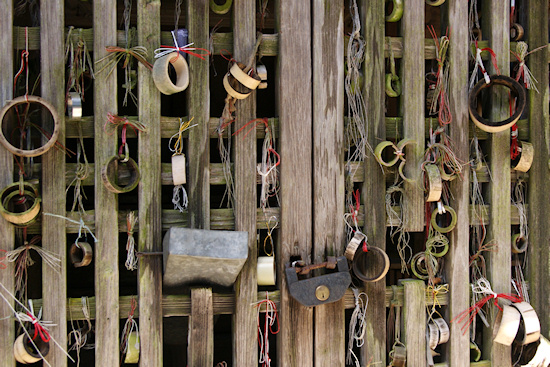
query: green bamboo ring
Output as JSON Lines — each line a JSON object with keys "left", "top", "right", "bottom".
{"left": 0, "top": 183, "right": 41, "bottom": 227}
{"left": 426, "top": 239, "right": 449, "bottom": 258}
{"left": 426, "top": 0, "right": 445, "bottom": 6}
{"left": 511, "top": 233, "right": 528, "bottom": 254}
{"left": 385, "top": 0, "right": 403, "bottom": 22}
{"left": 210, "top": 0, "right": 232, "bottom": 14}
{"left": 398, "top": 160, "right": 415, "bottom": 183}
{"left": 385, "top": 73, "right": 402, "bottom": 97}
{"left": 411, "top": 252, "right": 429, "bottom": 280}
{"left": 374, "top": 141, "right": 400, "bottom": 167}
{"left": 438, "top": 162, "right": 457, "bottom": 182}
{"left": 431, "top": 205, "right": 457, "bottom": 233}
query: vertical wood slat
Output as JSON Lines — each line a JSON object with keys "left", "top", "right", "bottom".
{"left": 186, "top": 1, "right": 213, "bottom": 366}
{"left": 402, "top": 280, "right": 426, "bottom": 366}
{"left": 362, "top": 0, "right": 387, "bottom": 365}
{"left": 527, "top": 0, "right": 550, "bottom": 338}
{"left": 482, "top": 1, "right": 512, "bottom": 365}
{"left": 0, "top": 1, "right": 15, "bottom": 366}
{"left": 137, "top": 1, "right": 163, "bottom": 365}
{"left": 276, "top": 0, "right": 313, "bottom": 365}
{"left": 40, "top": 1, "right": 67, "bottom": 365}
{"left": 93, "top": 0, "right": 120, "bottom": 365}
{"left": 312, "top": 0, "right": 345, "bottom": 365}
{"left": 401, "top": 0, "right": 425, "bottom": 231}
{"left": 445, "top": 2, "right": 471, "bottom": 366}
{"left": 232, "top": 0, "right": 258, "bottom": 365}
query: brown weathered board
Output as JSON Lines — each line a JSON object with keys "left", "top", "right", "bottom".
{"left": 402, "top": 280, "right": 426, "bottom": 366}
{"left": 189, "top": 287, "right": 214, "bottom": 366}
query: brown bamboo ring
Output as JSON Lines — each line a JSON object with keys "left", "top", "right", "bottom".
{"left": 351, "top": 245, "right": 390, "bottom": 282}
{"left": 70, "top": 242, "right": 93, "bottom": 267}
{"left": 0, "top": 96, "right": 60, "bottom": 157}
{"left": 469, "top": 75, "right": 526, "bottom": 133}
{"left": 229, "top": 62, "right": 261, "bottom": 90}
{"left": 510, "top": 23, "right": 524, "bottom": 41}
{"left": 101, "top": 155, "right": 140, "bottom": 194}
{"left": 0, "top": 183, "right": 40, "bottom": 227}
{"left": 223, "top": 73, "right": 252, "bottom": 100}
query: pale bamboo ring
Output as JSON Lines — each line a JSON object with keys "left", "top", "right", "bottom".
{"left": 433, "top": 318, "right": 450, "bottom": 344}
{"left": 424, "top": 163, "right": 442, "bottom": 202}
{"left": 493, "top": 305, "right": 521, "bottom": 346}
{"left": 14, "top": 330, "right": 50, "bottom": 363}
{"left": 351, "top": 245, "right": 390, "bottom": 282}
{"left": 427, "top": 321, "right": 440, "bottom": 350}
{"left": 0, "top": 183, "right": 40, "bottom": 227}
{"left": 230, "top": 62, "right": 261, "bottom": 90}
{"left": 385, "top": 0, "right": 403, "bottom": 22}
{"left": 385, "top": 73, "right": 402, "bottom": 97}
{"left": 209, "top": 0, "right": 232, "bottom": 14}
{"left": 0, "top": 96, "right": 60, "bottom": 157}
{"left": 223, "top": 73, "right": 252, "bottom": 100}
{"left": 512, "top": 141, "right": 534, "bottom": 172}
{"left": 67, "top": 92, "right": 82, "bottom": 119}
{"left": 431, "top": 205, "right": 457, "bottom": 233}
{"left": 345, "top": 231, "right": 366, "bottom": 261}
{"left": 70, "top": 242, "right": 93, "bottom": 267}
{"left": 153, "top": 52, "right": 189, "bottom": 95}
{"left": 101, "top": 155, "right": 140, "bottom": 194}
{"left": 511, "top": 302, "right": 541, "bottom": 345}
{"left": 511, "top": 233, "right": 528, "bottom": 254}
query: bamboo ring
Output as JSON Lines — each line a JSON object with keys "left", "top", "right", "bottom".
{"left": 398, "top": 160, "right": 415, "bottom": 183}
{"left": 0, "top": 96, "right": 60, "bottom": 157}
{"left": 70, "top": 242, "right": 93, "bottom": 267}
{"left": 424, "top": 163, "right": 442, "bottom": 202}
{"left": 511, "top": 233, "right": 528, "bottom": 254}
{"left": 493, "top": 305, "right": 521, "bottom": 346}
{"left": 427, "top": 321, "right": 440, "bottom": 350}
{"left": 171, "top": 154, "right": 187, "bottom": 186}
{"left": 512, "top": 302, "right": 541, "bottom": 345}
{"left": 14, "top": 330, "right": 50, "bottom": 363}
{"left": 426, "top": 0, "right": 445, "bottom": 5}
{"left": 469, "top": 75, "right": 526, "bottom": 133}
{"left": 256, "top": 64, "right": 268, "bottom": 89}
{"left": 433, "top": 318, "right": 450, "bottom": 344}
{"left": 411, "top": 252, "right": 435, "bottom": 280}
{"left": 153, "top": 52, "right": 190, "bottom": 95}
{"left": 351, "top": 245, "right": 390, "bottom": 282}
{"left": 223, "top": 73, "right": 252, "bottom": 100}
{"left": 385, "top": 0, "right": 403, "bottom": 22}
{"left": 0, "top": 183, "right": 40, "bottom": 227}
{"left": 431, "top": 205, "right": 457, "bottom": 233}
{"left": 230, "top": 62, "right": 261, "bottom": 90}
{"left": 510, "top": 23, "right": 524, "bottom": 41}
{"left": 470, "top": 342, "right": 481, "bottom": 362}
{"left": 374, "top": 141, "right": 400, "bottom": 167}
{"left": 385, "top": 73, "right": 402, "bottom": 97}
{"left": 209, "top": 0, "right": 232, "bottom": 14}
{"left": 101, "top": 155, "right": 140, "bottom": 194}
{"left": 345, "top": 231, "right": 366, "bottom": 261}
{"left": 67, "top": 92, "right": 82, "bottom": 119}
{"left": 512, "top": 141, "right": 534, "bottom": 172}
{"left": 439, "top": 162, "right": 457, "bottom": 182}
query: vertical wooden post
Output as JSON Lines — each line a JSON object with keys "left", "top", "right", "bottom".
{"left": 0, "top": 1, "right": 15, "bottom": 366}
{"left": 401, "top": 0, "right": 425, "bottom": 231}
{"left": 137, "top": 1, "right": 163, "bottom": 365}
{"left": 362, "top": 0, "right": 387, "bottom": 365}
{"left": 312, "top": 0, "right": 345, "bottom": 365}
{"left": 93, "top": 0, "right": 120, "bottom": 364}
{"left": 402, "top": 280, "right": 426, "bottom": 366}
{"left": 232, "top": 0, "right": 258, "bottom": 365}
{"left": 527, "top": 0, "right": 550, "bottom": 337}
{"left": 40, "top": 1, "right": 67, "bottom": 365}
{"left": 445, "top": 2, "right": 471, "bottom": 366}
{"left": 482, "top": 1, "right": 511, "bottom": 364}
{"left": 276, "top": 0, "right": 313, "bottom": 365}
{"left": 186, "top": 1, "right": 213, "bottom": 366}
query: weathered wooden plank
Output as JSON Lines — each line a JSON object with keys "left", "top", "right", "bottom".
{"left": 93, "top": 0, "right": 119, "bottom": 364}
{"left": 482, "top": 0, "right": 512, "bottom": 364}
{"left": 362, "top": 0, "right": 387, "bottom": 365}
{"left": 445, "top": 2, "right": 471, "bottom": 367}
{"left": 527, "top": 0, "right": 550, "bottom": 338}
{"left": 0, "top": 1, "right": 15, "bottom": 366}
{"left": 402, "top": 280, "right": 426, "bottom": 366}
{"left": 276, "top": 0, "right": 314, "bottom": 365}
{"left": 400, "top": 0, "right": 424, "bottom": 231}
{"left": 189, "top": 288, "right": 214, "bottom": 366}
{"left": 137, "top": 1, "right": 163, "bottom": 366}
{"left": 40, "top": 1, "right": 67, "bottom": 365}
{"left": 232, "top": 0, "right": 258, "bottom": 366}
{"left": 312, "top": 0, "right": 345, "bottom": 365}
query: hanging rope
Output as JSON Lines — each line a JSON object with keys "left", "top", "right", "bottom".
{"left": 67, "top": 122, "right": 90, "bottom": 215}
{"left": 346, "top": 288, "right": 368, "bottom": 367}
{"left": 125, "top": 211, "right": 138, "bottom": 271}
{"left": 386, "top": 184, "right": 411, "bottom": 274}
{"left": 68, "top": 297, "right": 93, "bottom": 367}
{"left": 169, "top": 118, "right": 197, "bottom": 212}
{"left": 216, "top": 96, "right": 236, "bottom": 208}
{"left": 120, "top": 298, "right": 139, "bottom": 362}
{"left": 427, "top": 26, "right": 451, "bottom": 126}
{"left": 64, "top": 27, "right": 95, "bottom": 100}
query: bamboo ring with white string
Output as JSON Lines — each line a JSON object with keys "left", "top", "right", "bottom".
{"left": 424, "top": 163, "right": 442, "bottom": 202}
{"left": 510, "top": 23, "right": 524, "bottom": 41}
{"left": 469, "top": 75, "right": 526, "bottom": 133}
{"left": 101, "top": 155, "right": 141, "bottom": 194}
{"left": 511, "top": 302, "right": 541, "bottom": 345}
{"left": 209, "top": 0, "right": 232, "bottom": 14}
{"left": 493, "top": 304, "right": 521, "bottom": 346}
{"left": 70, "top": 242, "right": 93, "bottom": 268}
{"left": 345, "top": 231, "right": 366, "bottom": 261}
{"left": 426, "top": 0, "right": 445, "bottom": 5}
{"left": 385, "top": 0, "right": 403, "bottom": 22}
{"left": 385, "top": 73, "right": 402, "bottom": 97}
{"left": 67, "top": 92, "right": 82, "bottom": 119}
{"left": 152, "top": 51, "right": 189, "bottom": 95}
{"left": 431, "top": 205, "right": 457, "bottom": 233}
{"left": 171, "top": 154, "right": 187, "bottom": 186}
{"left": 0, "top": 183, "right": 41, "bottom": 227}
{"left": 351, "top": 245, "right": 390, "bottom": 282}
{"left": 13, "top": 330, "right": 50, "bottom": 363}
{"left": 511, "top": 233, "right": 528, "bottom": 254}
{"left": 512, "top": 141, "right": 534, "bottom": 172}
{"left": 433, "top": 318, "right": 450, "bottom": 344}
{"left": 0, "top": 96, "right": 60, "bottom": 157}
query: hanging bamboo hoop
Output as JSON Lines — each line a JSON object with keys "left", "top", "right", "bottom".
{"left": 411, "top": 252, "right": 434, "bottom": 280}
{"left": 431, "top": 205, "right": 457, "bottom": 233}
{"left": 426, "top": 0, "right": 445, "bottom": 5}
{"left": 511, "top": 233, "right": 528, "bottom": 254}
{"left": 0, "top": 96, "right": 60, "bottom": 157}
{"left": 510, "top": 23, "right": 524, "bottom": 41}
{"left": 70, "top": 242, "right": 93, "bottom": 267}
{"left": 345, "top": 231, "right": 366, "bottom": 261}
{"left": 385, "top": 73, "right": 402, "bottom": 97}
{"left": 230, "top": 62, "right": 261, "bottom": 90}
{"left": 257, "top": 256, "right": 276, "bottom": 286}
{"left": 351, "top": 245, "right": 390, "bottom": 282}
{"left": 0, "top": 183, "right": 40, "bottom": 227}
{"left": 256, "top": 64, "right": 268, "bottom": 89}
{"left": 424, "top": 163, "right": 442, "bottom": 202}
{"left": 223, "top": 73, "right": 252, "bottom": 100}
{"left": 153, "top": 52, "right": 190, "bottom": 95}
{"left": 433, "top": 318, "right": 450, "bottom": 344}
{"left": 385, "top": 0, "right": 403, "bottom": 22}
{"left": 374, "top": 141, "right": 400, "bottom": 167}
{"left": 13, "top": 330, "right": 50, "bottom": 363}
{"left": 512, "top": 141, "right": 534, "bottom": 172}
{"left": 493, "top": 305, "right": 521, "bottom": 346}
{"left": 209, "top": 0, "right": 232, "bottom": 14}
{"left": 67, "top": 92, "right": 82, "bottom": 119}
{"left": 511, "top": 302, "right": 541, "bottom": 345}
{"left": 427, "top": 321, "right": 440, "bottom": 350}
{"left": 101, "top": 155, "right": 140, "bottom": 194}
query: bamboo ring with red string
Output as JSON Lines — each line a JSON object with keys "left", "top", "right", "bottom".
{"left": 430, "top": 205, "right": 457, "bottom": 233}
{"left": 0, "top": 182, "right": 40, "bottom": 227}
{"left": 70, "top": 242, "right": 93, "bottom": 267}
{"left": 510, "top": 23, "right": 524, "bottom": 42}
{"left": 511, "top": 233, "right": 528, "bottom": 254}
{"left": 101, "top": 155, "right": 140, "bottom": 194}
{"left": 13, "top": 329, "right": 50, "bottom": 363}
{"left": 512, "top": 141, "right": 534, "bottom": 172}
{"left": 469, "top": 75, "right": 526, "bottom": 133}
{"left": 351, "top": 245, "right": 390, "bottom": 283}
{"left": 152, "top": 51, "right": 189, "bottom": 95}
{"left": 0, "top": 96, "right": 60, "bottom": 157}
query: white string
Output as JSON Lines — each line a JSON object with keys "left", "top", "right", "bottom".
{"left": 172, "top": 185, "right": 189, "bottom": 213}
{"left": 43, "top": 212, "right": 98, "bottom": 243}
{"left": 386, "top": 184, "right": 411, "bottom": 273}
{"left": 6, "top": 244, "right": 62, "bottom": 274}
{"left": 346, "top": 288, "right": 368, "bottom": 366}
{"left": 253, "top": 293, "right": 278, "bottom": 367}
{"left": 513, "top": 179, "right": 528, "bottom": 241}
{"left": 257, "top": 126, "right": 279, "bottom": 211}
{"left": 125, "top": 211, "right": 138, "bottom": 271}
{"left": 120, "top": 316, "right": 139, "bottom": 356}
{"left": 470, "top": 47, "right": 490, "bottom": 90}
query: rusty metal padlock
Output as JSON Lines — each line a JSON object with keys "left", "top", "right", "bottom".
{"left": 285, "top": 256, "right": 351, "bottom": 307}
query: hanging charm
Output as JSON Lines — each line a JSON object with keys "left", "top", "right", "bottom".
{"left": 125, "top": 211, "right": 138, "bottom": 271}
{"left": 169, "top": 117, "right": 197, "bottom": 212}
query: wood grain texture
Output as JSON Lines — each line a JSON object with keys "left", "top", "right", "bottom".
{"left": 0, "top": 1, "right": 15, "bottom": 366}
{"left": 361, "top": 0, "right": 387, "bottom": 365}
{"left": 312, "top": 0, "right": 345, "bottom": 365}
{"left": 93, "top": 0, "right": 120, "bottom": 364}
{"left": 232, "top": 0, "right": 258, "bottom": 366}
{"left": 189, "top": 288, "right": 214, "bottom": 367}
{"left": 482, "top": 0, "right": 512, "bottom": 364}
{"left": 445, "top": 2, "right": 471, "bottom": 366}
{"left": 400, "top": 0, "right": 425, "bottom": 231}
{"left": 40, "top": 1, "right": 67, "bottom": 365}
{"left": 402, "top": 280, "right": 426, "bottom": 366}
{"left": 527, "top": 0, "right": 550, "bottom": 339}
{"left": 137, "top": 1, "right": 163, "bottom": 365}
{"left": 276, "top": 0, "right": 314, "bottom": 365}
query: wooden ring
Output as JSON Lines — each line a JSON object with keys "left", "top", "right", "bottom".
{"left": 426, "top": 0, "right": 445, "bottom": 5}
{"left": 469, "top": 75, "right": 526, "bottom": 133}
{"left": 374, "top": 141, "right": 400, "bottom": 167}
{"left": 431, "top": 205, "right": 457, "bottom": 233}
{"left": 0, "top": 183, "right": 40, "bottom": 227}
{"left": 14, "top": 330, "right": 50, "bottom": 363}
{"left": 424, "top": 163, "right": 442, "bottom": 202}
{"left": 351, "top": 245, "right": 390, "bottom": 282}
{"left": 230, "top": 62, "right": 261, "bottom": 90}
{"left": 411, "top": 252, "right": 433, "bottom": 280}
{"left": 510, "top": 23, "right": 524, "bottom": 41}
{"left": 153, "top": 52, "right": 189, "bottom": 95}
{"left": 0, "top": 96, "right": 60, "bottom": 157}
{"left": 209, "top": 0, "right": 232, "bottom": 14}
{"left": 512, "top": 141, "right": 534, "bottom": 172}
{"left": 70, "top": 242, "right": 93, "bottom": 267}
{"left": 385, "top": 74, "right": 402, "bottom": 97}
{"left": 385, "top": 0, "right": 403, "bottom": 22}
{"left": 101, "top": 155, "right": 140, "bottom": 194}
{"left": 511, "top": 233, "right": 528, "bottom": 254}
